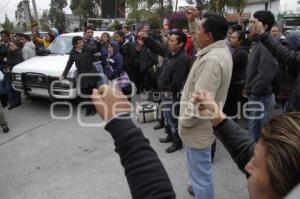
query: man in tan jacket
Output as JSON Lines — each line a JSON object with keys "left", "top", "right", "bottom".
{"left": 179, "top": 13, "right": 232, "bottom": 199}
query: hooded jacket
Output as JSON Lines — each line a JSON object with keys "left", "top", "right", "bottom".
{"left": 259, "top": 32, "right": 300, "bottom": 111}
{"left": 104, "top": 41, "right": 123, "bottom": 80}
{"left": 22, "top": 41, "right": 36, "bottom": 60}
{"left": 277, "top": 35, "right": 300, "bottom": 101}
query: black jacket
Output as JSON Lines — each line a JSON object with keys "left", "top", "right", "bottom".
{"left": 7, "top": 47, "right": 24, "bottom": 68}
{"left": 259, "top": 33, "right": 300, "bottom": 111}
{"left": 231, "top": 46, "right": 249, "bottom": 84}
{"left": 62, "top": 47, "right": 99, "bottom": 88}
{"left": 144, "top": 37, "right": 190, "bottom": 94}
{"left": 105, "top": 114, "right": 176, "bottom": 199}
{"left": 119, "top": 40, "right": 137, "bottom": 76}
{"left": 245, "top": 38, "right": 279, "bottom": 97}
{"left": 104, "top": 114, "right": 254, "bottom": 198}
{"left": 135, "top": 45, "right": 157, "bottom": 73}
{"left": 214, "top": 119, "right": 255, "bottom": 174}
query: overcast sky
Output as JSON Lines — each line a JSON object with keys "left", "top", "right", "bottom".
{"left": 0, "top": 0, "right": 297, "bottom": 23}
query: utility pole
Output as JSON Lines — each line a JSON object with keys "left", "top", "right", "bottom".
{"left": 23, "top": 0, "right": 32, "bottom": 31}
{"left": 32, "top": 0, "right": 39, "bottom": 21}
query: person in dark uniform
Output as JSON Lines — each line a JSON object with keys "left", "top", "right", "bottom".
{"left": 60, "top": 36, "right": 100, "bottom": 116}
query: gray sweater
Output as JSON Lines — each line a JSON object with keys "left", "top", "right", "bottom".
{"left": 22, "top": 41, "right": 36, "bottom": 60}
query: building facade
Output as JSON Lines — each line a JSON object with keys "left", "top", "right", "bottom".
{"left": 226, "top": 0, "right": 280, "bottom": 23}
{"left": 244, "top": 0, "right": 280, "bottom": 18}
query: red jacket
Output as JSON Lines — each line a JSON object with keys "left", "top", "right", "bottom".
{"left": 185, "top": 35, "right": 193, "bottom": 58}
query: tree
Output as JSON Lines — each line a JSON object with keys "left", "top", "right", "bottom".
{"left": 127, "top": 0, "right": 164, "bottom": 23}
{"left": 15, "top": 1, "right": 26, "bottom": 31}
{"left": 195, "top": 0, "right": 209, "bottom": 11}
{"left": 70, "top": 0, "right": 102, "bottom": 29}
{"left": 2, "top": 15, "right": 14, "bottom": 31}
{"left": 48, "top": 0, "right": 67, "bottom": 33}
{"left": 39, "top": 10, "right": 50, "bottom": 31}
{"left": 71, "top": 1, "right": 101, "bottom": 19}
{"left": 228, "top": 0, "right": 246, "bottom": 24}
{"left": 208, "top": 0, "right": 230, "bottom": 14}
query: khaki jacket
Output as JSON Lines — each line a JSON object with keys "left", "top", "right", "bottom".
{"left": 179, "top": 40, "right": 233, "bottom": 149}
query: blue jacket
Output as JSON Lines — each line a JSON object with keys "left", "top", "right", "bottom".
{"left": 103, "top": 41, "right": 123, "bottom": 80}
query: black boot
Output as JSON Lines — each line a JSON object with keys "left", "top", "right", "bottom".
{"left": 85, "top": 105, "right": 92, "bottom": 116}
{"left": 0, "top": 94, "right": 7, "bottom": 108}
{"left": 89, "top": 106, "right": 97, "bottom": 116}
{"left": 165, "top": 132, "right": 182, "bottom": 153}
{"left": 159, "top": 126, "right": 172, "bottom": 143}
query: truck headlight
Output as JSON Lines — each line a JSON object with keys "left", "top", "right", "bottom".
{"left": 14, "top": 73, "right": 22, "bottom": 81}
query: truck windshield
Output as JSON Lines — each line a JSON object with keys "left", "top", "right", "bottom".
{"left": 48, "top": 36, "right": 73, "bottom": 54}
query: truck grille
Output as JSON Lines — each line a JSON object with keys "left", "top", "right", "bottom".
{"left": 24, "top": 73, "right": 49, "bottom": 88}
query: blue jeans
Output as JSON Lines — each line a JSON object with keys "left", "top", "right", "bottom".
{"left": 161, "top": 93, "right": 178, "bottom": 135}
{"left": 186, "top": 146, "right": 214, "bottom": 199}
{"left": 283, "top": 99, "right": 292, "bottom": 113}
{"left": 0, "top": 79, "right": 7, "bottom": 95}
{"left": 247, "top": 94, "right": 272, "bottom": 142}
{"left": 93, "top": 61, "right": 106, "bottom": 86}
{"left": 0, "top": 77, "right": 21, "bottom": 106}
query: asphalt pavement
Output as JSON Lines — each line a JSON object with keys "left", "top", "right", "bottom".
{"left": 0, "top": 95, "right": 281, "bottom": 199}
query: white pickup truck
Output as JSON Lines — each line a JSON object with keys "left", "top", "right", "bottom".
{"left": 11, "top": 31, "right": 113, "bottom": 100}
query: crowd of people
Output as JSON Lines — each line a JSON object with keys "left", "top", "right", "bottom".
{"left": 0, "top": 7, "right": 300, "bottom": 199}
{"left": 91, "top": 8, "right": 300, "bottom": 199}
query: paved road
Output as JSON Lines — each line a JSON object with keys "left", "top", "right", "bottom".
{"left": 0, "top": 95, "right": 281, "bottom": 199}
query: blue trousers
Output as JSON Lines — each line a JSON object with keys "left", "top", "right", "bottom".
{"left": 186, "top": 146, "right": 214, "bottom": 199}
{"left": 247, "top": 94, "right": 272, "bottom": 142}
{"left": 161, "top": 93, "right": 178, "bottom": 135}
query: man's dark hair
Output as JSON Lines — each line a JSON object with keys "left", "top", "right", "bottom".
{"left": 72, "top": 36, "right": 83, "bottom": 46}
{"left": 202, "top": 12, "right": 229, "bottom": 41}
{"left": 169, "top": 29, "right": 187, "bottom": 47}
{"left": 19, "top": 33, "right": 30, "bottom": 41}
{"left": 230, "top": 24, "right": 242, "bottom": 32}
{"left": 0, "top": 30, "right": 10, "bottom": 37}
{"left": 123, "top": 25, "right": 130, "bottom": 31}
{"left": 253, "top": 10, "right": 275, "bottom": 32}
{"left": 115, "top": 30, "right": 125, "bottom": 38}
{"left": 84, "top": 26, "right": 94, "bottom": 33}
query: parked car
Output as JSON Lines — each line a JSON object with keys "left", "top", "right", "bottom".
{"left": 11, "top": 31, "right": 113, "bottom": 100}
{"left": 286, "top": 26, "right": 300, "bottom": 37}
